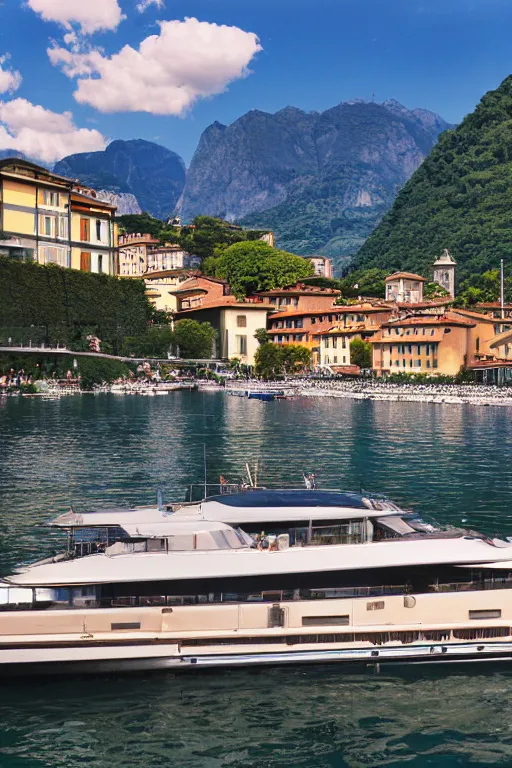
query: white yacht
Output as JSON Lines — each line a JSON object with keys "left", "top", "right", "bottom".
{"left": 2, "top": 487, "right": 512, "bottom": 675}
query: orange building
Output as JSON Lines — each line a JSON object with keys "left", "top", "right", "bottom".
{"left": 370, "top": 312, "right": 478, "bottom": 375}
{"left": 314, "top": 302, "right": 396, "bottom": 371}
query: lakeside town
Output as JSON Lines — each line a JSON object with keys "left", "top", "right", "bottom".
{"left": 1, "top": 156, "right": 512, "bottom": 405}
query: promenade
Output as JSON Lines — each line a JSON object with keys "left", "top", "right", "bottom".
{"left": 297, "top": 378, "right": 512, "bottom": 407}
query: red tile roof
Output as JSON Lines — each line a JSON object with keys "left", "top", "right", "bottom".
{"left": 385, "top": 271, "right": 427, "bottom": 282}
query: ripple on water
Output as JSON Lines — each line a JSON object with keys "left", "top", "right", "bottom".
{"left": 2, "top": 393, "right": 512, "bottom": 767}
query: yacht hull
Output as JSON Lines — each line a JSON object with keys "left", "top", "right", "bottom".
{"left": 3, "top": 642, "right": 512, "bottom": 676}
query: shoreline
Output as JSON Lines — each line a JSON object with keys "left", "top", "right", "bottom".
{"left": 296, "top": 381, "right": 512, "bottom": 407}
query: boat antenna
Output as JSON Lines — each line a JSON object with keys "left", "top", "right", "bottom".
{"left": 203, "top": 444, "right": 207, "bottom": 498}
{"left": 246, "top": 462, "right": 254, "bottom": 487}
{"left": 157, "top": 487, "right": 164, "bottom": 513}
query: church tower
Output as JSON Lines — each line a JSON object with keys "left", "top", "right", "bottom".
{"left": 433, "top": 249, "right": 456, "bottom": 297}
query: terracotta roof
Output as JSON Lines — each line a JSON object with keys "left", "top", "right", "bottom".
{"left": 383, "top": 313, "right": 475, "bottom": 329}
{"left": 257, "top": 284, "right": 341, "bottom": 296}
{"left": 176, "top": 300, "right": 269, "bottom": 314}
{"left": 451, "top": 308, "right": 504, "bottom": 324}
{"left": 469, "top": 359, "right": 512, "bottom": 369}
{"left": 143, "top": 268, "right": 190, "bottom": 280}
{"left": 396, "top": 299, "right": 452, "bottom": 309}
{"left": 268, "top": 308, "right": 339, "bottom": 320}
{"left": 385, "top": 272, "right": 427, "bottom": 282}
{"left": 370, "top": 329, "right": 445, "bottom": 344}
{"left": 334, "top": 302, "right": 394, "bottom": 313}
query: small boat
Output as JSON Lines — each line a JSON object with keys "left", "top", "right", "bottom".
{"left": 248, "top": 392, "right": 275, "bottom": 401}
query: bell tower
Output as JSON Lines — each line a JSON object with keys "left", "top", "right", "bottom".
{"left": 433, "top": 249, "right": 456, "bottom": 298}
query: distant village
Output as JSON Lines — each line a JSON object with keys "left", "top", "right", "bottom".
{"left": 1, "top": 157, "right": 512, "bottom": 386}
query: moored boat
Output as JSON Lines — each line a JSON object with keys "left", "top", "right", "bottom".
{"left": 2, "top": 486, "right": 512, "bottom": 675}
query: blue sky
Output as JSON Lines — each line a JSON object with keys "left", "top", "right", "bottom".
{"left": 0, "top": 0, "right": 511, "bottom": 165}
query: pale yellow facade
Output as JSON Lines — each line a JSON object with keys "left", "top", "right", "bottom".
{"left": 0, "top": 159, "right": 117, "bottom": 274}
{"left": 0, "top": 161, "right": 72, "bottom": 267}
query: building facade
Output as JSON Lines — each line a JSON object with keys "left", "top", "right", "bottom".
{"left": 305, "top": 256, "right": 332, "bottom": 278}
{"left": 171, "top": 275, "right": 270, "bottom": 365}
{"left": 118, "top": 233, "right": 159, "bottom": 277}
{"left": 0, "top": 158, "right": 117, "bottom": 274}
{"left": 315, "top": 303, "right": 395, "bottom": 371}
{"left": 0, "top": 158, "right": 73, "bottom": 267}
{"left": 146, "top": 244, "right": 201, "bottom": 273}
{"left": 70, "top": 189, "right": 117, "bottom": 274}
{"left": 385, "top": 272, "right": 426, "bottom": 304}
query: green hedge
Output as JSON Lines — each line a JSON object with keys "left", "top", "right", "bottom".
{"left": 0, "top": 258, "right": 152, "bottom": 354}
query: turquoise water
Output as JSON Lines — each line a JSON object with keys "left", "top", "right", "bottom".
{"left": 1, "top": 392, "right": 512, "bottom": 766}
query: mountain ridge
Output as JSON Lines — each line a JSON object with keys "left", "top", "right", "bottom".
{"left": 349, "top": 75, "right": 512, "bottom": 281}
{"left": 179, "top": 99, "right": 452, "bottom": 271}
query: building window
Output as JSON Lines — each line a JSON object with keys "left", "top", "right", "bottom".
{"left": 426, "top": 360, "right": 431, "bottom": 368}
{"left": 236, "top": 315, "right": 247, "bottom": 328}
{"left": 96, "top": 219, "right": 102, "bottom": 241}
{"left": 277, "top": 335, "right": 283, "bottom": 343}
{"left": 342, "top": 356, "right": 346, "bottom": 364}
{"left": 433, "top": 359, "right": 438, "bottom": 368}
{"left": 332, "top": 338, "right": 337, "bottom": 349}
{"left": 43, "top": 190, "right": 59, "bottom": 207}
{"left": 80, "top": 218, "right": 90, "bottom": 241}
{"left": 40, "top": 245, "right": 69, "bottom": 267}
{"left": 311, "top": 317, "right": 316, "bottom": 325}
{"left": 415, "top": 360, "right": 421, "bottom": 367}
{"left": 333, "top": 356, "right": 337, "bottom": 363}
{"left": 98, "top": 254, "right": 103, "bottom": 274}
{"left": 325, "top": 338, "right": 329, "bottom": 349}
{"left": 286, "top": 320, "right": 293, "bottom": 329}
{"left": 59, "top": 217, "right": 68, "bottom": 239}
{"left": 476, "top": 337, "right": 480, "bottom": 353}
{"left": 293, "top": 298, "right": 299, "bottom": 307}
{"left": 39, "top": 215, "right": 55, "bottom": 237}
{"left": 296, "top": 319, "right": 303, "bottom": 329}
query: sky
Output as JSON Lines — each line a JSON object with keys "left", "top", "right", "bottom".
{"left": 0, "top": 0, "right": 512, "bottom": 165}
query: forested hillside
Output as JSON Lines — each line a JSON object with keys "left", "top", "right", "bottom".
{"left": 350, "top": 75, "right": 512, "bottom": 281}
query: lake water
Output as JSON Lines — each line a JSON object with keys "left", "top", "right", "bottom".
{"left": 1, "top": 392, "right": 512, "bottom": 767}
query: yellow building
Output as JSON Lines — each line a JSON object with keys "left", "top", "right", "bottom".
{"left": 0, "top": 158, "right": 117, "bottom": 274}
{"left": 0, "top": 157, "right": 73, "bottom": 266}
{"left": 371, "top": 312, "right": 477, "bottom": 375}
{"left": 70, "top": 187, "right": 117, "bottom": 275}
{"left": 144, "top": 269, "right": 191, "bottom": 313}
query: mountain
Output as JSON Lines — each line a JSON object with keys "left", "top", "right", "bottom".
{"left": 179, "top": 101, "right": 452, "bottom": 272}
{"left": 349, "top": 76, "right": 512, "bottom": 282}
{"left": 55, "top": 139, "right": 186, "bottom": 219}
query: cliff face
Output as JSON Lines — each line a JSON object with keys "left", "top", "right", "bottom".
{"left": 180, "top": 101, "right": 452, "bottom": 272}
{"left": 350, "top": 75, "right": 512, "bottom": 281}
{"left": 55, "top": 139, "right": 186, "bottom": 219}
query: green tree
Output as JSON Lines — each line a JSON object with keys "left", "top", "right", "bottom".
{"left": 454, "top": 269, "right": 512, "bottom": 306}
{"left": 338, "top": 268, "right": 388, "bottom": 299}
{"left": 424, "top": 282, "right": 450, "bottom": 299}
{"left": 254, "top": 328, "right": 271, "bottom": 345}
{"left": 349, "top": 338, "right": 372, "bottom": 369}
{"left": 75, "top": 357, "right": 132, "bottom": 389}
{"left": 254, "top": 343, "right": 284, "bottom": 379}
{"left": 116, "top": 213, "right": 165, "bottom": 240}
{"left": 280, "top": 344, "right": 312, "bottom": 373}
{"left": 206, "top": 241, "right": 314, "bottom": 298}
{"left": 122, "top": 326, "right": 173, "bottom": 358}
{"left": 171, "top": 319, "right": 216, "bottom": 359}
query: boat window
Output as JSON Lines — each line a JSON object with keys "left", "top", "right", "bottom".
{"left": 302, "top": 615, "right": 349, "bottom": 626}
{"left": 469, "top": 609, "right": 502, "bottom": 620}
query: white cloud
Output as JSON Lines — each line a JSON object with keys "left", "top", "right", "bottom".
{"left": 49, "top": 17, "right": 262, "bottom": 115}
{"left": 0, "top": 56, "right": 22, "bottom": 95}
{"left": 136, "top": 0, "right": 164, "bottom": 12}
{"left": 27, "top": 0, "right": 124, "bottom": 34}
{"left": 0, "top": 98, "right": 106, "bottom": 163}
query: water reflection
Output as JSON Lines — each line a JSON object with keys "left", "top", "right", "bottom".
{"left": 2, "top": 393, "right": 512, "bottom": 766}
{"left": 1, "top": 665, "right": 512, "bottom": 767}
